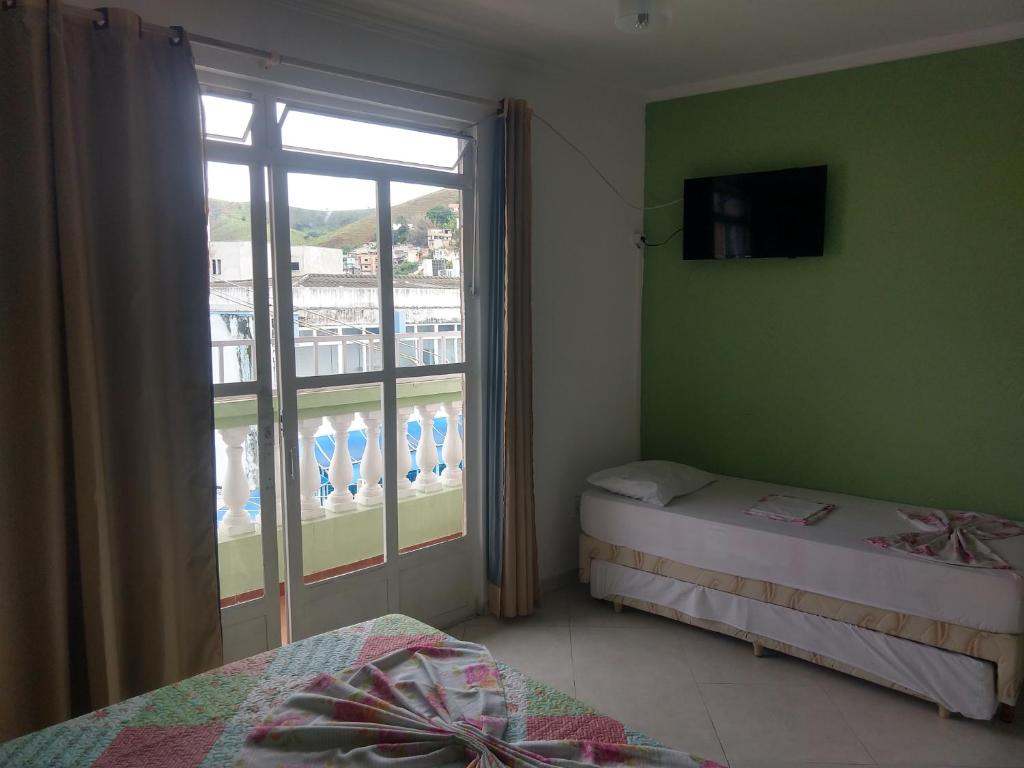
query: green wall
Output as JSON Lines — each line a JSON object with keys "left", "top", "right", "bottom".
{"left": 642, "top": 41, "right": 1024, "bottom": 518}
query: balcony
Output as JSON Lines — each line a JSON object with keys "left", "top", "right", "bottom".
{"left": 211, "top": 330, "right": 464, "bottom": 383}
{"left": 214, "top": 375, "right": 465, "bottom": 606}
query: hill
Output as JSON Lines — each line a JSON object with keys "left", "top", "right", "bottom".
{"left": 209, "top": 188, "right": 459, "bottom": 250}
{"left": 312, "top": 188, "right": 459, "bottom": 250}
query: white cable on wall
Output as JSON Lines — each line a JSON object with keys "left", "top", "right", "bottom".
{"left": 531, "top": 112, "right": 681, "bottom": 212}
{"left": 473, "top": 108, "right": 681, "bottom": 213}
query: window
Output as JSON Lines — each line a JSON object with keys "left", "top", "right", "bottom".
{"left": 201, "top": 94, "right": 254, "bottom": 145}
{"left": 279, "top": 106, "right": 462, "bottom": 171}
{"left": 203, "top": 85, "right": 476, "bottom": 649}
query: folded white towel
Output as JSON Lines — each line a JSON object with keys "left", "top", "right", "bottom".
{"left": 745, "top": 494, "right": 835, "bottom": 525}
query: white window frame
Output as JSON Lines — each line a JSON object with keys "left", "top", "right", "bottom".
{"left": 204, "top": 75, "right": 483, "bottom": 649}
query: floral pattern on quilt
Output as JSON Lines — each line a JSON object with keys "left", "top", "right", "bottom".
{"left": 865, "top": 507, "right": 1024, "bottom": 569}
{"left": 237, "top": 638, "right": 714, "bottom": 767}
{"left": 0, "top": 615, "right": 711, "bottom": 768}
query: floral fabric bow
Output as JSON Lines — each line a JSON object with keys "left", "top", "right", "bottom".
{"left": 865, "top": 508, "right": 1024, "bottom": 569}
{"left": 238, "top": 639, "right": 720, "bottom": 767}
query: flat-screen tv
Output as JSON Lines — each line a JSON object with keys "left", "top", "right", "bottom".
{"left": 683, "top": 165, "right": 827, "bottom": 260}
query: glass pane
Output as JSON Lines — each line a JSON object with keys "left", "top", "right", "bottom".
{"left": 392, "top": 183, "right": 463, "bottom": 368}
{"left": 287, "top": 174, "right": 381, "bottom": 376}
{"left": 295, "top": 384, "right": 385, "bottom": 583}
{"left": 280, "top": 107, "right": 461, "bottom": 171}
{"left": 208, "top": 161, "right": 256, "bottom": 384}
{"left": 202, "top": 94, "right": 254, "bottom": 144}
{"left": 397, "top": 374, "right": 465, "bottom": 552}
{"left": 214, "top": 396, "right": 265, "bottom": 606}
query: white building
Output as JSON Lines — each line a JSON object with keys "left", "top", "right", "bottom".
{"left": 427, "top": 228, "right": 453, "bottom": 250}
{"left": 210, "top": 242, "right": 354, "bottom": 280}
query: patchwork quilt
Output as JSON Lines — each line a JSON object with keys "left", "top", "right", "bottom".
{"left": 0, "top": 614, "right": 719, "bottom": 767}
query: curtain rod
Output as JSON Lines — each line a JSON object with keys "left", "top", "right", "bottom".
{"left": 188, "top": 35, "right": 497, "bottom": 109}
{"left": 50, "top": 2, "right": 497, "bottom": 108}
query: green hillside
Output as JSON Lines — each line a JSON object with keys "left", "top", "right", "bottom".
{"left": 313, "top": 188, "right": 459, "bottom": 250}
{"left": 209, "top": 188, "right": 460, "bottom": 251}
{"left": 208, "top": 200, "right": 255, "bottom": 241}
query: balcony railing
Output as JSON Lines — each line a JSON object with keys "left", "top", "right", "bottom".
{"left": 211, "top": 338, "right": 255, "bottom": 384}
{"left": 213, "top": 377, "right": 465, "bottom": 602}
{"left": 211, "top": 330, "right": 463, "bottom": 383}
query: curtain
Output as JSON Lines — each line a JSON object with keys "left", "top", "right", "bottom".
{"left": 0, "top": 1, "right": 221, "bottom": 740}
{"left": 486, "top": 98, "right": 540, "bottom": 618}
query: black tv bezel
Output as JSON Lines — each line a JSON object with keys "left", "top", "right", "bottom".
{"left": 682, "top": 165, "right": 827, "bottom": 261}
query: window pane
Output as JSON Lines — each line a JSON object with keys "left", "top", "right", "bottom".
{"left": 397, "top": 374, "right": 465, "bottom": 552}
{"left": 287, "top": 174, "right": 381, "bottom": 376}
{"left": 280, "top": 107, "right": 461, "bottom": 171}
{"left": 202, "top": 94, "right": 254, "bottom": 144}
{"left": 295, "top": 384, "right": 385, "bottom": 583}
{"left": 208, "top": 161, "right": 256, "bottom": 384}
{"left": 214, "top": 396, "right": 265, "bottom": 606}
{"left": 392, "top": 183, "right": 463, "bottom": 368}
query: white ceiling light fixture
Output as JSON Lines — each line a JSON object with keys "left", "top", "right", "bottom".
{"left": 615, "top": 0, "right": 672, "bottom": 33}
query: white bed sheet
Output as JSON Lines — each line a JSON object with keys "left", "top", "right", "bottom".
{"left": 581, "top": 476, "right": 1024, "bottom": 633}
{"left": 590, "top": 559, "right": 998, "bottom": 719}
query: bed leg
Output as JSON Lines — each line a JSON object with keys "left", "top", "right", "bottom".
{"left": 612, "top": 598, "right": 623, "bottom": 614}
{"left": 998, "top": 704, "right": 1016, "bottom": 724}
{"left": 752, "top": 641, "right": 765, "bottom": 658}
{"left": 937, "top": 705, "right": 951, "bottom": 720}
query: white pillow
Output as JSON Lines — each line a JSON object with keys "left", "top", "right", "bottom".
{"left": 587, "top": 460, "right": 714, "bottom": 506}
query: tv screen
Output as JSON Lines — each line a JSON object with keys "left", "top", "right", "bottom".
{"left": 683, "top": 165, "right": 827, "bottom": 260}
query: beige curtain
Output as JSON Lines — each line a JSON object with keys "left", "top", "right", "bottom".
{"left": 488, "top": 98, "right": 540, "bottom": 618}
{"left": 0, "top": 1, "right": 221, "bottom": 741}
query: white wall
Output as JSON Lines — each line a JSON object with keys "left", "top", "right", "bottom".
{"left": 117, "top": 0, "right": 645, "bottom": 583}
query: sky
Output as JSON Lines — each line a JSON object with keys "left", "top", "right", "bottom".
{"left": 203, "top": 94, "right": 460, "bottom": 210}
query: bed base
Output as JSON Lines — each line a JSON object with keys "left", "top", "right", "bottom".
{"left": 582, "top": 533, "right": 1022, "bottom": 722}
{"left": 618, "top": 590, "right": 1019, "bottom": 723}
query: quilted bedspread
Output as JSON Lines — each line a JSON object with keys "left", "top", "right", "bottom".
{"left": 0, "top": 614, "right": 705, "bottom": 767}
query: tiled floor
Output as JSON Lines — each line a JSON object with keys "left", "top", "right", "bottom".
{"left": 448, "top": 583, "right": 1024, "bottom": 768}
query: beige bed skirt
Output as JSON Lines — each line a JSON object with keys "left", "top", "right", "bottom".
{"left": 579, "top": 533, "right": 1023, "bottom": 708}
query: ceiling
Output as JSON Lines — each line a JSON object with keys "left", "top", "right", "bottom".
{"left": 287, "top": 0, "right": 1024, "bottom": 99}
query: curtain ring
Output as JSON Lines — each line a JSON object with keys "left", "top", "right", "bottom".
{"left": 169, "top": 25, "right": 184, "bottom": 46}
{"left": 262, "top": 51, "right": 281, "bottom": 70}
{"left": 2, "top": 1, "right": 17, "bottom": 11}
{"left": 93, "top": 7, "right": 109, "bottom": 30}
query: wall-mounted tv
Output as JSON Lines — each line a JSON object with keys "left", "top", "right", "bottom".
{"left": 683, "top": 165, "right": 827, "bottom": 260}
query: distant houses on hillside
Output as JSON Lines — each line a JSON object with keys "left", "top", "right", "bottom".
{"left": 209, "top": 232, "right": 460, "bottom": 280}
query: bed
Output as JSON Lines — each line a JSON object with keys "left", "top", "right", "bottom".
{"left": 0, "top": 614, "right": 709, "bottom": 767}
{"left": 579, "top": 474, "right": 1024, "bottom": 721}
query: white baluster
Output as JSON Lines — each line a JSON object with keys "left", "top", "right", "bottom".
{"left": 297, "top": 417, "right": 325, "bottom": 520}
{"left": 440, "top": 401, "right": 463, "bottom": 488}
{"left": 396, "top": 407, "right": 415, "bottom": 498}
{"left": 218, "top": 426, "right": 255, "bottom": 537}
{"left": 325, "top": 414, "right": 356, "bottom": 514}
{"left": 355, "top": 413, "right": 384, "bottom": 507}
{"left": 413, "top": 405, "right": 442, "bottom": 493}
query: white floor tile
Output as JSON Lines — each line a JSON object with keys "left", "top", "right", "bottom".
{"left": 570, "top": 591, "right": 682, "bottom": 630}
{"left": 822, "top": 673, "right": 1024, "bottom": 767}
{"left": 571, "top": 627, "right": 727, "bottom": 762}
{"left": 464, "top": 586, "right": 575, "bottom": 628}
{"left": 456, "top": 587, "right": 1021, "bottom": 767}
{"left": 680, "top": 628, "right": 829, "bottom": 686}
{"left": 700, "top": 682, "right": 874, "bottom": 765}
{"left": 443, "top": 621, "right": 465, "bottom": 639}
{"left": 463, "top": 622, "right": 575, "bottom": 698}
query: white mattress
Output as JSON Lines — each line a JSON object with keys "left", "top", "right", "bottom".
{"left": 591, "top": 560, "right": 998, "bottom": 719}
{"left": 581, "top": 475, "right": 1024, "bottom": 633}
